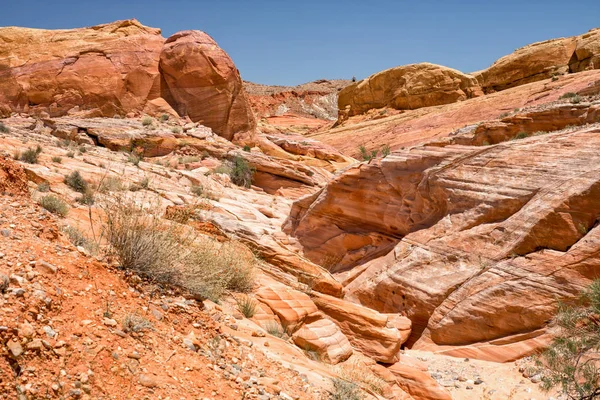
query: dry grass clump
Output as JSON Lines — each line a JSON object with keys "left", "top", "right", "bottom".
{"left": 122, "top": 313, "right": 153, "bottom": 333}
{"left": 62, "top": 226, "right": 98, "bottom": 254}
{"left": 102, "top": 195, "right": 256, "bottom": 302}
{"left": 333, "top": 355, "right": 386, "bottom": 396}
{"left": 235, "top": 295, "right": 257, "bottom": 318}
{"left": 39, "top": 195, "right": 69, "bottom": 217}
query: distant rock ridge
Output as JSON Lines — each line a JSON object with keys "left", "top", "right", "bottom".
{"left": 0, "top": 19, "right": 256, "bottom": 139}
{"left": 338, "top": 27, "right": 600, "bottom": 120}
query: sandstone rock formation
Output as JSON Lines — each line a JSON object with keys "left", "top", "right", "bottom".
{"left": 159, "top": 31, "right": 255, "bottom": 140}
{"left": 0, "top": 20, "right": 255, "bottom": 139}
{"left": 474, "top": 37, "right": 577, "bottom": 93}
{"left": 337, "top": 63, "right": 482, "bottom": 119}
{"left": 570, "top": 28, "right": 600, "bottom": 72}
{"left": 288, "top": 123, "right": 600, "bottom": 361}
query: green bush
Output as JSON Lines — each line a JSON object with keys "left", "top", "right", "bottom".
{"left": 141, "top": 116, "right": 154, "bottom": 126}
{"left": 66, "top": 151, "right": 75, "bottom": 158}
{"left": 20, "top": 146, "right": 42, "bottom": 164}
{"left": 37, "top": 182, "right": 50, "bottom": 192}
{"left": 559, "top": 92, "right": 578, "bottom": 99}
{"left": 51, "top": 156, "right": 62, "bottom": 163}
{"left": 64, "top": 170, "right": 88, "bottom": 193}
{"left": 39, "top": 195, "right": 69, "bottom": 217}
{"left": 160, "top": 114, "right": 170, "bottom": 122}
{"left": 243, "top": 145, "right": 251, "bottom": 152}
{"left": 536, "top": 280, "right": 600, "bottom": 399}
{"left": 381, "top": 144, "right": 391, "bottom": 157}
{"left": 513, "top": 132, "right": 529, "bottom": 140}
{"left": 229, "top": 156, "right": 255, "bottom": 188}
{"left": 77, "top": 190, "right": 95, "bottom": 206}
{"left": 359, "top": 145, "right": 378, "bottom": 161}
{"left": 0, "top": 122, "right": 9, "bottom": 133}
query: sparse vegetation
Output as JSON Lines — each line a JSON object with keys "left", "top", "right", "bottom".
{"left": 330, "top": 378, "right": 363, "bottom": 400}
{"left": 139, "top": 176, "right": 150, "bottom": 190}
{"left": 122, "top": 313, "right": 153, "bottom": 333}
{"left": 171, "top": 126, "right": 182, "bottom": 134}
{"left": 37, "top": 182, "right": 50, "bottom": 192}
{"left": 160, "top": 114, "right": 170, "bottom": 122}
{"left": 98, "top": 176, "right": 125, "bottom": 193}
{"left": 263, "top": 321, "right": 286, "bottom": 338}
{"left": 62, "top": 226, "right": 98, "bottom": 254}
{"left": 358, "top": 145, "right": 378, "bottom": 161}
{"left": 141, "top": 116, "right": 154, "bottom": 126}
{"left": 178, "top": 155, "right": 200, "bottom": 164}
{"left": 236, "top": 295, "right": 257, "bottom": 318}
{"left": 571, "top": 95, "right": 582, "bottom": 104}
{"left": 536, "top": 280, "right": 600, "bottom": 400}
{"left": 51, "top": 156, "right": 62, "bottom": 163}
{"left": 102, "top": 196, "right": 255, "bottom": 302}
{"left": 79, "top": 145, "right": 87, "bottom": 153}
{"left": 499, "top": 112, "right": 511, "bottom": 119}
{"left": 39, "top": 195, "right": 69, "bottom": 217}
{"left": 243, "top": 145, "right": 251, "bottom": 152}
{"left": 381, "top": 144, "right": 391, "bottom": 157}
{"left": 128, "top": 153, "right": 141, "bottom": 167}
{"left": 19, "top": 146, "right": 43, "bottom": 164}
{"left": 333, "top": 355, "right": 386, "bottom": 396}
{"left": 64, "top": 170, "right": 89, "bottom": 193}
{"left": 560, "top": 92, "right": 578, "bottom": 99}
{"left": 191, "top": 185, "right": 204, "bottom": 197}
{"left": 216, "top": 156, "right": 255, "bottom": 188}
{"left": 513, "top": 132, "right": 529, "bottom": 140}
{"left": 0, "top": 122, "right": 9, "bottom": 133}
{"left": 77, "top": 190, "right": 95, "bottom": 206}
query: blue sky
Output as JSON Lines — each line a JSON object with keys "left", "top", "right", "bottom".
{"left": 2, "top": 0, "right": 599, "bottom": 86}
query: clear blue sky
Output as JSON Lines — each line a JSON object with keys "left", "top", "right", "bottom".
{"left": 2, "top": 0, "right": 599, "bottom": 86}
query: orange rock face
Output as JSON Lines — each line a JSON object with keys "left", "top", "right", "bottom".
{"left": 159, "top": 31, "right": 256, "bottom": 140}
{"left": 0, "top": 20, "right": 255, "bottom": 140}
{"left": 338, "top": 63, "right": 482, "bottom": 120}
{"left": 288, "top": 123, "right": 600, "bottom": 361}
{"left": 0, "top": 20, "right": 164, "bottom": 118}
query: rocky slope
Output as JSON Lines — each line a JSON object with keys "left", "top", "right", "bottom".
{"left": 245, "top": 80, "right": 351, "bottom": 135}
{"left": 3, "top": 18, "right": 598, "bottom": 400}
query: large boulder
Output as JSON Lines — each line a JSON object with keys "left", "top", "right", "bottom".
{"left": 570, "top": 28, "right": 600, "bottom": 72}
{"left": 291, "top": 316, "right": 353, "bottom": 364}
{"left": 0, "top": 19, "right": 164, "bottom": 118}
{"left": 0, "top": 20, "right": 256, "bottom": 140}
{"left": 337, "top": 63, "right": 482, "bottom": 119}
{"left": 474, "top": 37, "right": 577, "bottom": 93}
{"left": 159, "top": 31, "right": 256, "bottom": 140}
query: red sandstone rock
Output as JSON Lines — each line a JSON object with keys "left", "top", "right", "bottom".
{"left": 159, "top": 31, "right": 256, "bottom": 140}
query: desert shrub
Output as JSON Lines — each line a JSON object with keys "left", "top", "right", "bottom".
{"left": 536, "top": 280, "right": 600, "bottom": 399}
{"left": 330, "top": 378, "right": 363, "bottom": 400}
{"left": 66, "top": 151, "right": 75, "bottom": 158}
{"left": 122, "top": 313, "right": 153, "bottom": 333}
{"left": 62, "top": 226, "right": 98, "bottom": 253}
{"left": 77, "top": 190, "right": 95, "bottom": 206}
{"left": 20, "top": 146, "right": 42, "bottom": 164}
{"left": 141, "top": 116, "right": 154, "bottom": 126}
{"left": 78, "top": 146, "right": 87, "bottom": 153}
{"left": 236, "top": 295, "right": 257, "bottom": 318}
{"left": 39, "top": 195, "right": 69, "bottom": 217}
{"left": 139, "top": 177, "right": 150, "bottom": 189}
{"left": 51, "top": 156, "right": 62, "bottom": 163}
{"left": 513, "top": 132, "right": 529, "bottom": 140}
{"left": 560, "top": 92, "right": 578, "bottom": 99}
{"left": 37, "top": 182, "right": 50, "bottom": 192}
{"left": 160, "top": 114, "right": 170, "bottom": 122}
{"left": 263, "top": 321, "right": 286, "bottom": 338}
{"left": 358, "top": 145, "right": 378, "bottom": 161}
{"left": 64, "top": 170, "right": 89, "bottom": 193}
{"left": 102, "top": 197, "right": 188, "bottom": 282}
{"left": 128, "top": 153, "right": 141, "bottom": 167}
{"left": 243, "top": 145, "right": 251, "bottom": 152}
{"left": 98, "top": 176, "right": 125, "bottom": 193}
{"left": 191, "top": 185, "right": 204, "bottom": 197}
{"left": 179, "top": 155, "right": 200, "bottom": 164}
{"left": 182, "top": 239, "right": 256, "bottom": 301}
{"left": 334, "top": 355, "right": 386, "bottom": 396}
{"left": 0, "top": 122, "right": 9, "bottom": 133}
{"left": 229, "top": 156, "right": 255, "bottom": 188}
{"left": 571, "top": 95, "right": 582, "bottom": 104}
{"left": 381, "top": 144, "right": 391, "bottom": 157}
{"left": 171, "top": 126, "right": 182, "bottom": 134}
{"left": 103, "top": 196, "right": 254, "bottom": 302}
